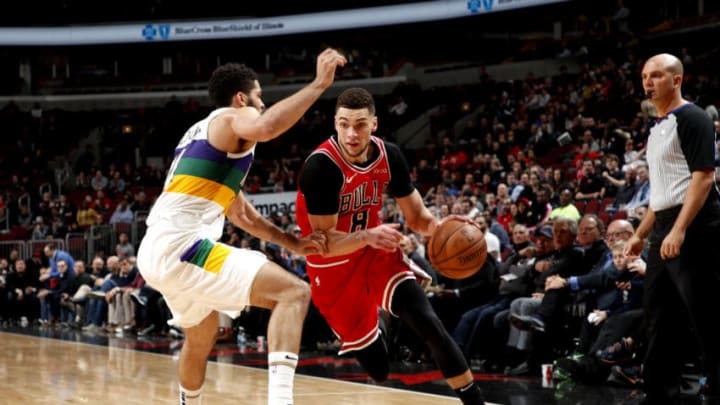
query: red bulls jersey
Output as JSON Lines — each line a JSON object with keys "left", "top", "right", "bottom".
{"left": 296, "top": 135, "right": 391, "bottom": 267}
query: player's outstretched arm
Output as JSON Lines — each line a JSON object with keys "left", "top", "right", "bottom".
{"left": 229, "top": 48, "right": 347, "bottom": 143}
{"left": 227, "top": 192, "right": 326, "bottom": 256}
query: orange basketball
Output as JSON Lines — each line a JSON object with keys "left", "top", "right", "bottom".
{"left": 427, "top": 217, "right": 487, "bottom": 280}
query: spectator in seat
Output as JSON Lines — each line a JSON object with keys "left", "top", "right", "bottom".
{"left": 5, "top": 258, "right": 40, "bottom": 326}
{"left": 601, "top": 154, "right": 625, "bottom": 200}
{"left": 51, "top": 259, "right": 76, "bottom": 326}
{"left": 82, "top": 256, "right": 121, "bottom": 332}
{"left": 76, "top": 197, "right": 99, "bottom": 229}
{"left": 15, "top": 205, "right": 34, "bottom": 235}
{"left": 549, "top": 187, "right": 582, "bottom": 222}
{"left": 115, "top": 232, "right": 135, "bottom": 260}
{"left": 575, "top": 159, "right": 605, "bottom": 201}
{"left": 31, "top": 216, "right": 49, "bottom": 240}
{"left": 612, "top": 166, "right": 637, "bottom": 213}
{"left": 90, "top": 169, "right": 108, "bottom": 191}
{"left": 109, "top": 198, "right": 134, "bottom": 226}
{"left": 67, "top": 260, "right": 95, "bottom": 326}
{"left": 106, "top": 257, "right": 144, "bottom": 333}
{"left": 476, "top": 215, "right": 501, "bottom": 262}
{"left": 530, "top": 187, "right": 553, "bottom": 228}
{"left": 621, "top": 162, "right": 650, "bottom": 216}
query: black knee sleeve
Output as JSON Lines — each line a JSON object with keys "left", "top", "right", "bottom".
{"left": 392, "top": 280, "right": 469, "bottom": 378}
{"left": 353, "top": 337, "right": 390, "bottom": 382}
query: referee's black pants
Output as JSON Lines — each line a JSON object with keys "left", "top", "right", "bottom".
{"left": 643, "top": 203, "right": 720, "bottom": 403}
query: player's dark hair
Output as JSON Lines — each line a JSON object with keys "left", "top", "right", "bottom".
{"left": 336, "top": 87, "right": 375, "bottom": 115}
{"left": 208, "top": 63, "right": 258, "bottom": 108}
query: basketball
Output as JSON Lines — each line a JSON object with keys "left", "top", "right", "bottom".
{"left": 427, "top": 217, "right": 487, "bottom": 279}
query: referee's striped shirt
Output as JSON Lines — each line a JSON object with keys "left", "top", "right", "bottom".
{"left": 646, "top": 103, "right": 718, "bottom": 212}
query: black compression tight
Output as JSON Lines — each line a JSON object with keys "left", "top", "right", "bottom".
{"left": 354, "top": 279, "right": 469, "bottom": 381}
{"left": 391, "top": 279, "right": 469, "bottom": 378}
{"left": 354, "top": 337, "right": 390, "bottom": 382}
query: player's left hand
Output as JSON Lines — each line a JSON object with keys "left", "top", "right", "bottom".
{"left": 660, "top": 228, "right": 684, "bottom": 260}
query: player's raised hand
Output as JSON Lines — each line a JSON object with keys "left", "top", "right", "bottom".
{"left": 313, "top": 48, "right": 347, "bottom": 89}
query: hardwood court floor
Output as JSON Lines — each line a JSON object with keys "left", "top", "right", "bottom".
{"left": 0, "top": 331, "right": 469, "bottom": 405}
{"left": 0, "top": 326, "right": 708, "bottom": 404}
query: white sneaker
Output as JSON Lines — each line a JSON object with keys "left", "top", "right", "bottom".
{"left": 20, "top": 317, "right": 29, "bottom": 327}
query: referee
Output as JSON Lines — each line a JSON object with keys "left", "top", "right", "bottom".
{"left": 625, "top": 53, "right": 720, "bottom": 404}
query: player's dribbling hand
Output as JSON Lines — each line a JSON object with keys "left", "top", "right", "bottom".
{"left": 445, "top": 214, "right": 478, "bottom": 227}
{"left": 431, "top": 214, "right": 476, "bottom": 235}
{"left": 313, "top": 48, "right": 347, "bottom": 89}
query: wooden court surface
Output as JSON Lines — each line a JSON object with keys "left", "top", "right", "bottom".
{"left": 0, "top": 332, "right": 501, "bottom": 405}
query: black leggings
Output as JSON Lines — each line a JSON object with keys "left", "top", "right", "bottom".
{"left": 354, "top": 279, "right": 469, "bottom": 381}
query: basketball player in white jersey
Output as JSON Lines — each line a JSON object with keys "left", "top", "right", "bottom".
{"left": 137, "top": 48, "right": 346, "bottom": 405}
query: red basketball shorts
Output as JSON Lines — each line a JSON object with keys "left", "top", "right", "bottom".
{"left": 306, "top": 247, "right": 416, "bottom": 355}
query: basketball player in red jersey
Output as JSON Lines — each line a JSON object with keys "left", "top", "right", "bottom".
{"left": 296, "top": 88, "right": 485, "bottom": 404}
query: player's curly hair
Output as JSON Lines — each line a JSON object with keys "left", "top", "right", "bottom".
{"left": 208, "top": 63, "right": 258, "bottom": 108}
{"left": 336, "top": 87, "right": 375, "bottom": 115}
